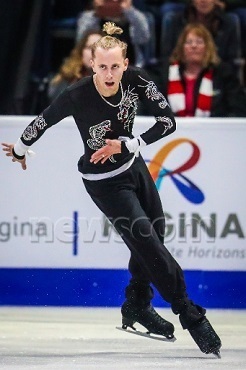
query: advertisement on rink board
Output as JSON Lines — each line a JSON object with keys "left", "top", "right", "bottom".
{"left": 1, "top": 116, "right": 245, "bottom": 271}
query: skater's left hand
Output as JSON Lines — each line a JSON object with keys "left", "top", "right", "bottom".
{"left": 90, "top": 139, "right": 121, "bottom": 164}
{"left": 1, "top": 142, "right": 27, "bottom": 170}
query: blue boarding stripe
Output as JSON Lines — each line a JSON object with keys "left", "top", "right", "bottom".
{"left": 0, "top": 268, "right": 245, "bottom": 308}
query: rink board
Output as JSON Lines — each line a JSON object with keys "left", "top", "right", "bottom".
{"left": 1, "top": 116, "right": 246, "bottom": 307}
{"left": 0, "top": 268, "right": 245, "bottom": 308}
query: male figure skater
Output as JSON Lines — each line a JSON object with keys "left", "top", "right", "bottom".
{"left": 2, "top": 22, "right": 221, "bottom": 357}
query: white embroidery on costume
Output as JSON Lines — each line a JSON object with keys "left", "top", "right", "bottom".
{"left": 87, "top": 120, "right": 116, "bottom": 163}
{"left": 22, "top": 115, "right": 47, "bottom": 141}
{"left": 155, "top": 116, "right": 173, "bottom": 135}
{"left": 138, "top": 75, "right": 168, "bottom": 109}
{"left": 118, "top": 86, "right": 138, "bottom": 131}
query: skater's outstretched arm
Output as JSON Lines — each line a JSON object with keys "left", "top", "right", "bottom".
{"left": 2, "top": 87, "right": 73, "bottom": 171}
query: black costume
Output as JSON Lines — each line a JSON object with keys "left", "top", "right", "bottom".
{"left": 13, "top": 67, "right": 221, "bottom": 355}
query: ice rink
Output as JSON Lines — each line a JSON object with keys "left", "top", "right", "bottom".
{"left": 0, "top": 307, "right": 245, "bottom": 369}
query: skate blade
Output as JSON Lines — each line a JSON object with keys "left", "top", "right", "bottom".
{"left": 213, "top": 350, "right": 221, "bottom": 359}
{"left": 116, "top": 326, "right": 176, "bottom": 342}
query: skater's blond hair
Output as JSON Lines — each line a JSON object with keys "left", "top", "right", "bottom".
{"left": 91, "top": 22, "right": 128, "bottom": 58}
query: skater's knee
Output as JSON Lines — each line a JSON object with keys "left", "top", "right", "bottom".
{"left": 130, "top": 217, "right": 157, "bottom": 243}
{"left": 114, "top": 216, "right": 160, "bottom": 244}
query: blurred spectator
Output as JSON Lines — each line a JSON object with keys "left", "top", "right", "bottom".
{"left": 143, "top": 23, "right": 246, "bottom": 117}
{"left": 48, "top": 30, "right": 103, "bottom": 102}
{"left": 160, "top": 0, "right": 242, "bottom": 70}
{"left": 76, "top": 0, "right": 150, "bottom": 67}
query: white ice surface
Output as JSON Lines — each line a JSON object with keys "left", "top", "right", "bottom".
{"left": 0, "top": 307, "right": 245, "bottom": 369}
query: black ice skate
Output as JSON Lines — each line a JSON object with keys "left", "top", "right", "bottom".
{"left": 118, "top": 301, "right": 175, "bottom": 341}
{"left": 184, "top": 317, "right": 222, "bottom": 358}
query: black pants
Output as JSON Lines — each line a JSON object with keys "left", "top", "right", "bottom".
{"left": 83, "top": 155, "right": 202, "bottom": 317}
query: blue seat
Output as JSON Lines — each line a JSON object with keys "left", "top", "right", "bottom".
{"left": 226, "top": 12, "right": 244, "bottom": 83}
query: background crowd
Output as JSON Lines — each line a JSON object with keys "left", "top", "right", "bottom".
{"left": 0, "top": 0, "right": 245, "bottom": 116}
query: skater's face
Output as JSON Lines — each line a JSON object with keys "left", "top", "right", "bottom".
{"left": 91, "top": 45, "right": 128, "bottom": 97}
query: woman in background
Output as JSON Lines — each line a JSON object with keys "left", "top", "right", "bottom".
{"left": 161, "top": 0, "right": 241, "bottom": 69}
{"left": 144, "top": 23, "right": 246, "bottom": 117}
{"left": 48, "top": 30, "right": 103, "bottom": 101}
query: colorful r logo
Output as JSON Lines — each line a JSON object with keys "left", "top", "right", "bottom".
{"left": 147, "top": 138, "right": 205, "bottom": 204}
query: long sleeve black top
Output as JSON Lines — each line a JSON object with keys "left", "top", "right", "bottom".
{"left": 17, "top": 67, "right": 176, "bottom": 175}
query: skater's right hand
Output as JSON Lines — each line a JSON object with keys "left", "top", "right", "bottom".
{"left": 2, "top": 142, "right": 27, "bottom": 170}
